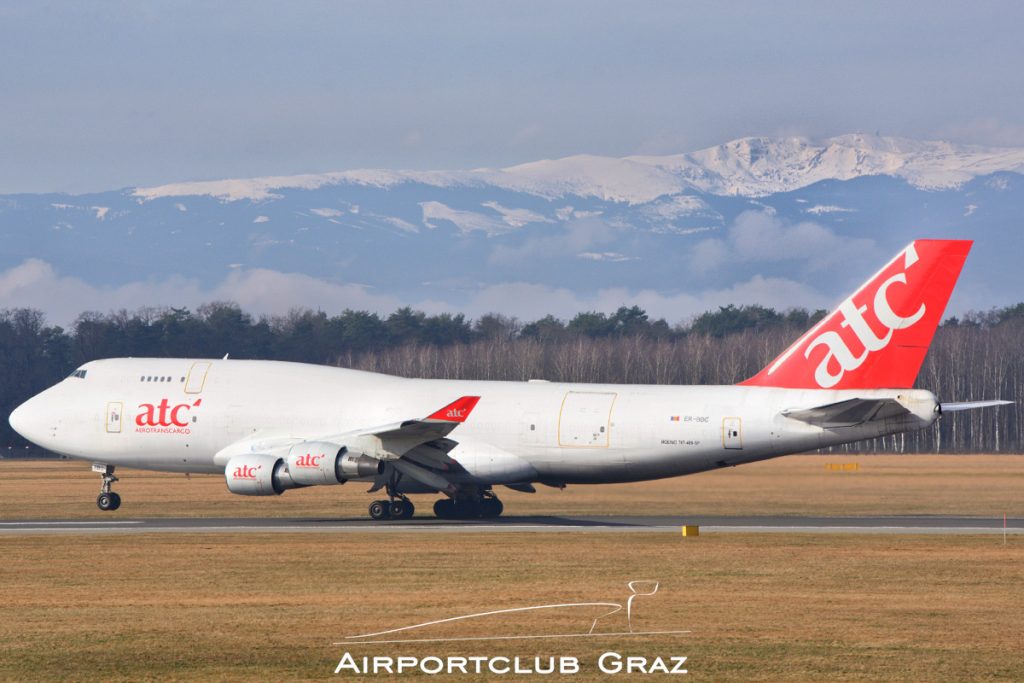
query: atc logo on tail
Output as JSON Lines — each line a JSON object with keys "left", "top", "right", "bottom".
{"left": 743, "top": 239, "right": 971, "bottom": 390}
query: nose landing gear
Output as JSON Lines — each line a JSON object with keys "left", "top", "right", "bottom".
{"left": 92, "top": 463, "right": 121, "bottom": 511}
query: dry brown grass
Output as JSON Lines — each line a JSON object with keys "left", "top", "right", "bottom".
{"left": 0, "top": 532, "right": 1021, "bottom": 681}
{"left": 0, "top": 454, "right": 1021, "bottom": 519}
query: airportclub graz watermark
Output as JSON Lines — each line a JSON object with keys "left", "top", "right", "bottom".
{"left": 333, "top": 581, "right": 690, "bottom": 676}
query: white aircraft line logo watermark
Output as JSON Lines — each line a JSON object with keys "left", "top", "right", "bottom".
{"left": 336, "top": 581, "right": 690, "bottom": 645}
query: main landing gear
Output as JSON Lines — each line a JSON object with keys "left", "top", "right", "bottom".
{"left": 368, "top": 497, "right": 415, "bottom": 520}
{"left": 366, "top": 467, "right": 417, "bottom": 520}
{"left": 433, "top": 492, "right": 503, "bottom": 519}
{"left": 93, "top": 463, "right": 121, "bottom": 512}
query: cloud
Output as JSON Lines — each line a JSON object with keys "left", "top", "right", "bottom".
{"left": 691, "top": 210, "right": 877, "bottom": 274}
{"left": 0, "top": 259, "right": 400, "bottom": 327}
{"left": 0, "top": 258, "right": 832, "bottom": 329}
{"left": 459, "top": 275, "right": 827, "bottom": 323}
{"left": 577, "top": 252, "right": 638, "bottom": 262}
{"left": 310, "top": 207, "right": 344, "bottom": 218}
{"left": 489, "top": 217, "right": 616, "bottom": 264}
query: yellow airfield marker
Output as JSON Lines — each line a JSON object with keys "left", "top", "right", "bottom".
{"left": 825, "top": 463, "right": 860, "bottom": 472}
{"left": 681, "top": 525, "right": 699, "bottom": 537}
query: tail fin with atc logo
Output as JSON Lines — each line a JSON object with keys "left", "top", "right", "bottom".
{"left": 741, "top": 239, "right": 972, "bottom": 390}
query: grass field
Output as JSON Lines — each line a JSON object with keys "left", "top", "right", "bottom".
{"left": 1, "top": 456, "right": 1022, "bottom": 681}
{"left": 0, "top": 532, "right": 1021, "bottom": 681}
{"left": 0, "top": 454, "right": 1021, "bottom": 519}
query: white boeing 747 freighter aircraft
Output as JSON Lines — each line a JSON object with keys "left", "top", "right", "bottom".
{"left": 8, "top": 239, "right": 1010, "bottom": 519}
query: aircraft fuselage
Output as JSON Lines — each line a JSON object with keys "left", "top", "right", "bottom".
{"left": 10, "top": 357, "right": 938, "bottom": 487}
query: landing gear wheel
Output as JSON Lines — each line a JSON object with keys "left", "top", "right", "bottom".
{"left": 389, "top": 500, "right": 407, "bottom": 519}
{"left": 433, "top": 499, "right": 454, "bottom": 519}
{"left": 368, "top": 500, "right": 390, "bottom": 520}
{"left": 481, "top": 497, "right": 503, "bottom": 518}
{"left": 400, "top": 499, "right": 415, "bottom": 519}
{"left": 93, "top": 464, "right": 120, "bottom": 511}
{"left": 453, "top": 498, "right": 480, "bottom": 519}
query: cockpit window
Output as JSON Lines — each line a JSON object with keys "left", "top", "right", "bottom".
{"left": 68, "top": 369, "right": 87, "bottom": 379}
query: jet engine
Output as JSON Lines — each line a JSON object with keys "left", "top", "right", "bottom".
{"left": 224, "top": 453, "right": 298, "bottom": 496}
{"left": 284, "top": 442, "right": 383, "bottom": 486}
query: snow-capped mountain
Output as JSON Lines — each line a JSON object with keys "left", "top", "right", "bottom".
{"left": 1, "top": 134, "right": 1022, "bottom": 324}
{"left": 132, "top": 134, "right": 1024, "bottom": 203}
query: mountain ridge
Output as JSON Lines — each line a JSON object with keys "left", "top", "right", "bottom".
{"left": 1, "top": 133, "right": 1021, "bottom": 325}
{"left": 129, "top": 133, "right": 1024, "bottom": 204}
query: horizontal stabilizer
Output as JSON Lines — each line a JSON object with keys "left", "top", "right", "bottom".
{"left": 782, "top": 398, "right": 911, "bottom": 428}
{"left": 940, "top": 400, "right": 1013, "bottom": 413}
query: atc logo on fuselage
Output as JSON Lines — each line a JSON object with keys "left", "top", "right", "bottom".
{"left": 134, "top": 398, "right": 202, "bottom": 434}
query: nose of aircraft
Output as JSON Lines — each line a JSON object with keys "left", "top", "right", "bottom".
{"left": 9, "top": 394, "right": 46, "bottom": 444}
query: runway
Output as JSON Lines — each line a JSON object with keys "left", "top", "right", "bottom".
{"left": 0, "top": 514, "right": 1020, "bottom": 535}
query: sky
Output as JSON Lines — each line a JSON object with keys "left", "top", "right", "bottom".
{"left": 2, "top": 1, "right": 1024, "bottom": 194}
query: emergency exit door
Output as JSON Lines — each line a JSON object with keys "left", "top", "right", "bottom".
{"left": 722, "top": 417, "right": 743, "bottom": 449}
{"left": 106, "top": 402, "right": 123, "bottom": 433}
{"left": 185, "top": 361, "right": 212, "bottom": 394}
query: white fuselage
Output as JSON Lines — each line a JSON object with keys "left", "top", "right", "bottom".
{"left": 10, "top": 358, "right": 939, "bottom": 490}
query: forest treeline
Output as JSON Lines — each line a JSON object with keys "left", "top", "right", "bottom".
{"left": 1, "top": 302, "right": 1022, "bottom": 453}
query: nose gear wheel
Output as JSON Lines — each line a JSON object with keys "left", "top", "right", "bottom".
{"left": 93, "top": 464, "right": 121, "bottom": 511}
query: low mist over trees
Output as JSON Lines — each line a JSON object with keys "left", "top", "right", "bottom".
{"left": 2, "top": 303, "right": 1021, "bottom": 454}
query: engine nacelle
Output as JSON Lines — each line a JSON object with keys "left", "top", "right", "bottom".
{"left": 286, "top": 442, "right": 345, "bottom": 485}
{"left": 338, "top": 449, "right": 385, "bottom": 479}
{"left": 225, "top": 453, "right": 299, "bottom": 496}
{"left": 285, "top": 442, "right": 384, "bottom": 486}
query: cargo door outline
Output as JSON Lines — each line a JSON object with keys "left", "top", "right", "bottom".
{"left": 722, "top": 416, "right": 743, "bottom": 449}
{"left": 185, "top": 361, "right": 212, "bottom": 394}
{"left": 558, "top": 391, "right": 617, "bottom": 448}
{"left": 105, "top": 401, "right": 123, "bottom": 434}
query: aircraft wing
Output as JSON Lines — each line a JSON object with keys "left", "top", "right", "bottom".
{"left": 338, "top": 395, "right": 481, "bottom": 461}
{"left": 369, "top": 396, "right": 479, "bottom": 454}
{"left": 782, "top": 398, "right": 911, "bottom": 428}
{"left": 345, "top": 396, "right": 479, "bottom": 495}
